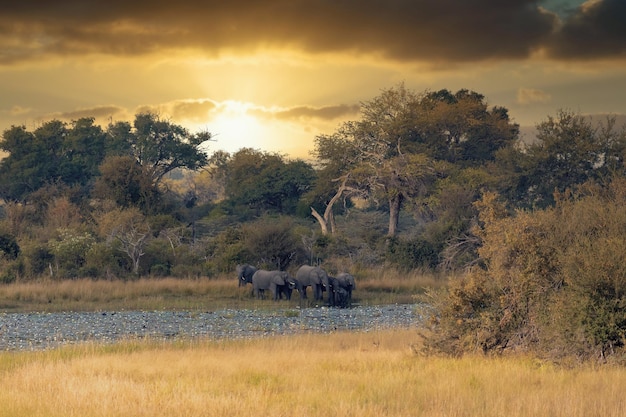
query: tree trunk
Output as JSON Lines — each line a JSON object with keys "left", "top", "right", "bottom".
{"left": 387, "top": 193, "right": 404, "bottom": 237}
{"left": 310, "top": 175, "right": 356, "bottom": 235}
{"left": 311, "top": 207, "right": 328, "bottom": 235}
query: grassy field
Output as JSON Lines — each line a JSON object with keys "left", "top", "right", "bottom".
{"left": 1, "top": 329, "right": 625, "bottom": 417}
{"left": 0, "top": 268, "right": 444, "bottom": 313}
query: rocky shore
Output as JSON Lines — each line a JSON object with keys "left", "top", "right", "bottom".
{"left": 0, "top": 304, "right": 427, "bottom": 351}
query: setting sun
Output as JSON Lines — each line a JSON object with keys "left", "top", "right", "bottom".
{"left": 211, "top": 101, "right": 262, "bottom": 145}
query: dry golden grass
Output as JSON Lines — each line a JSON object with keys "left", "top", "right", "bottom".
{"left": 0, "top": 278, "right": 260, "bottom": 312}
{"left": 1, "top": 329, "right": 625, "bottom": 417}
{"left": 0, "top": 269, "right": 446, "bottom": 312}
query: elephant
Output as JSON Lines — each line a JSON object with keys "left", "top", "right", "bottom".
{"left": 329, "top": 272, "right": 355, "bottom": 308}
{"left": 252, "top": 270, "right": 294, "bottom": 301}
{"left": 328, "top": 277, "right": 350, "bottom": 308}
{"left": 295, "top": 265, "right": 328, "bottom": 301}
{"left": 236, "top": 264, "right": 257, "bottom": 287}
{"left": 236, "top": 264, "right": 257, "bottom": 297}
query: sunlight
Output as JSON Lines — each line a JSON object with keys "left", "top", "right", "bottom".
{"left": 210, "top": 100, "right": 264, "bottom": 150}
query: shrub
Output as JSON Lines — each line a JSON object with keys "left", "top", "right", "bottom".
{"left": 425, "top": 181, "right": 626, "bottom": 362}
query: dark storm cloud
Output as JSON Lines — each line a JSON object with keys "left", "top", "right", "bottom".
{"left": 0, "top": 0, "right": 622, "bottom": 64}
{"left": 547, "top": 0, "right": 626, "bottom": 59}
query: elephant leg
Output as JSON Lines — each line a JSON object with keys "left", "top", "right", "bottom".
{"left": 314, "top": 285, "right": 322, "bottom": 301}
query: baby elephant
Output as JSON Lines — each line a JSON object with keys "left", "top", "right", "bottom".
{"left": 252, "top": 270, "right": 294, "bottom": 301}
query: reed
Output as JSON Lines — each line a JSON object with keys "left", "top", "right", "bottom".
{"left": 1, "top": 329, "right": 625, "bottom": 417}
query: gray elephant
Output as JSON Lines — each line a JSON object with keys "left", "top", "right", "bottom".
{"left": 296, "top": 265, "right": 328, "bottom": 301}
{"left": 330, "top": 272, "right": 355, "bottom": 308}
{"left": 236, "top": 264, "right": 257, "bottom": 287}
{"left": 332, "top": 282, "right": 350, "bottom": 308}
{"left": 252, "top": 270, "right": 294, "bottom": 301}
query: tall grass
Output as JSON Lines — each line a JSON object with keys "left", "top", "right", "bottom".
{"left": 0, "top": 269, "right": 447, "bottom": 312}
{"left": 0, "top": 329, "right": 624, "bottom": 417}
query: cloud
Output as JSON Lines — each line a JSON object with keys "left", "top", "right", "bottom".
{"left": 41, "top": 106, "right": 128, "bottom": 124}
{"left": 3, "top": 0, "right": 621, "bottom": 65}
{"left": 546, "top": 0, "right": 626, "bottom": 59}
{"left": 255, "top": 104, "right": 360, "bottom": 122}
{"left": 517, "top": 88, "right": 552, "bottom": 104}
{"left": 9, "top": 105, "right": 31, "bottom": 116}
{"left": 168, "top": 100, "right": 218, "bottom": 122}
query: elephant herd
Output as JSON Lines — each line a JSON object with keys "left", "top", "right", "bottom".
{"left": 236, "top": 264, "right": 356, "bottom": 308}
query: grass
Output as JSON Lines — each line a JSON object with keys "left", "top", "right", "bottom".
{"left": 0, "top": 269, "right": 447, "bottom": 313}
{"left": 1, "top": 329, "right": 625, "bottom": 417}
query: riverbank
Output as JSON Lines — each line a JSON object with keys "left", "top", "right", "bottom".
{"left": 0, "top": 304, "right": 427, "bottom": 351}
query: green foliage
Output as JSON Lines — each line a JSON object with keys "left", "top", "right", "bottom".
{"left": 240, "top": 217, "right": 305, "bottom": 270}
{"left": 219, "top": 148, "right": 315, "bottom": 216}
{"left": 93, "top": 156, "right": 160, "bottom": 213}
{"left": 127, "top": 112, "right": 212, "bottom": 185}
{"left": 0, "top": 232, "right": 20, "bottom": 260}
{"left": 0, "top": 119, "right": 107, "bottom": 203}
{"left": 83, "top": 242, "right": 129, "bottom": 279}
{"left": 49, "top": 229, "right": 96, "bottom": 278}
{"left": 24, "top": 245, "right": 54, "bottom": 277}
{"left": 312, "top": 83, "right": 517, "bottom": 238}
{"left": 385, "top": 237, "right": 439, "bottom": 270}
{"left": 496, "top": 111, "right": 626, "bottom": 208}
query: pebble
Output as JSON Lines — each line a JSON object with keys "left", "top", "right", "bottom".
{"left": 0, "top": 304, "right": 427, "bottom": 351}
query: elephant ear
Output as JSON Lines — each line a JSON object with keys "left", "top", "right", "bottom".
{"left": 274, "top": 272, "right": 286, "bottom": 285}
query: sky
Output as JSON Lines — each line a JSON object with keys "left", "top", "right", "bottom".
{"left": 0, "top": 0, "right": 625, "bottom": 159}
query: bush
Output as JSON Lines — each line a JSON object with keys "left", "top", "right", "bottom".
{"left": 385, "top": 237, "right": 439, "bottom": 270}
{"left": 425, "top": 182, "right": 626, "bottom": 362}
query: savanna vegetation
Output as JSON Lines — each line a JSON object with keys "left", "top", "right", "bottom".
{"left": 2, "top": 329, "right": 626, "bottom": 417}
{"left": 1, "top": 83, "right": 626, "bottom": 362}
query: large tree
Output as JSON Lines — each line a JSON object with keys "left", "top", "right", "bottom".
{"left": 313, "top": 84, "right": 517, "bottom": 237}
{"left": 117, "top": 112, "right": 213, "bottom": 187}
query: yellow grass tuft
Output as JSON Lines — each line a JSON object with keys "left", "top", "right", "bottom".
{"left": 1, "top": 329, "right": 625, "bottom": 417}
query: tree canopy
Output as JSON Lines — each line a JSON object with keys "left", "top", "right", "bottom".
{"left": 312, "top": 83, "right": 519, "bottom": 237}
{"left": 0, "top": 113, "right": 213, "bottom": 204}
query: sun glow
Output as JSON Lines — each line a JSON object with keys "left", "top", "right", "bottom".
{"left": 197, "top": 100, "right": 314, "bottom": 158}
{"left": 208, "top": 100, "right": 266, "bottom": 153}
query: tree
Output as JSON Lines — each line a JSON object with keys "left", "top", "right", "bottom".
{"left": 314, "top": 84, "right": 441, "bottom": 237}
{"left": 117, "top": 112, "right": 213, "bottom": 187}
{"left": 98, "top": 207, "right": 151, "bottom": 276}
{"left": 220, "top": 148, "right": 315, "bottom": 215}
{"left": 0, "top": 232, "right": 20, "bottom": 260}
{"left": 414, "top": 89, "right": 519, "bottom": 165}
{"left": 93, "top": 156, "right": 160, "bottom": 213}
{"left": 496, "top": 111, "right": 626, "bottom": 208}
{"left": 0, "top": 118, "right": 107, "bottom": 203}
{"left": 425, "top": 180, "right": 626, "bottom": 360}
{"left": 313, "top": 84, "right": 518, "bottom": 240}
